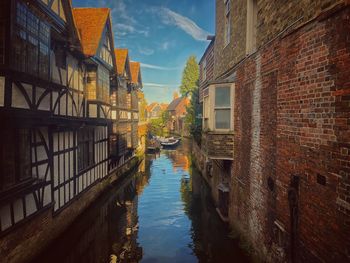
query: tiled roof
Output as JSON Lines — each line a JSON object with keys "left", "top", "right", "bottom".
{"left": 167, "top": 97, "right": 189, "bottom": 111}
{"left": 115, "top": 48, "right": 129, "bottom": 76}
{"left": 72, "top": 8, "right": 110, "bottom": 57}
{"left": 146, "top": 102, "right": 158, "bottom": 112}
{"left": 130, "top": 61, "right": 141, "bottom": 84}
{"left": 160, "top": 103, "right": 169, "bottom": 111}
{"left": 167, "top": 97, "right": 182, "bottom": 111}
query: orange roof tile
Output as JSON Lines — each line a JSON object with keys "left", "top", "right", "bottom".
{"left": 160, "top": 103, "right": 169, "bottom": 111}
{"left": 115, "top": 48, "right": 129, "bottom": 76}
{"left": 130, "top": 61, "right": 141, "bottom": 84}
{"left": 146, "top": 102, "right": 158, "bottom": 112}
{"left": 72, "top": 8, "right": 110, "bottom": 57}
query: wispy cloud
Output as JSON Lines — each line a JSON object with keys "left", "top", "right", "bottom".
{"left": 138, "top": 47, "right": 154, "bottom": 56}
{"left": 141, "top": 63, "right": 180, "bottom": 71}
{"left": 114, "top": 23, "right": 149, "bottom": 37}
{"left": 157, "top": 7, "right": 210, "bottom": 41}
{"left": 143, "top": 82, "right": 179, "bottom": 88}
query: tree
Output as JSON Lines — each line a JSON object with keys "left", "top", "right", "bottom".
{"left": 179, "top": 56, "right": 199, "bottom": 97}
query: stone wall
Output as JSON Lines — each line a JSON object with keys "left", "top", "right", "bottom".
{"left": 230, "top": 5, "right": 350, "bottom": 262}
{"left": 0, "top": 157, "right": 141, "bottom": 263}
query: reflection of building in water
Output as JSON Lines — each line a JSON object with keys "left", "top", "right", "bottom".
{"left": 32, "top": 174, "right": 143, "bottom": 263}
{"left": 136, "top": 158, "right": 152, "bottom": 196}
{"left": 181, "top": 166, "right": 249, "bottom": 263}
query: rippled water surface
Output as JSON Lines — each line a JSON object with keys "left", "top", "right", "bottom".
{"left": 34, "top": 140, "right": 250, "bottom": 263}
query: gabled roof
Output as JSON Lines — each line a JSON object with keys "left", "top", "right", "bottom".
{"left": 72, "top": 8, "right": 110, "bottom": 57}
{"left": 130, "top": 61, "right": 142, "bottom": 85}
{"left": 167, "top": 97, "right": 189, "bottom": 111}
{"left": 115, "top": 48, "right": 130, "bottom": 76}
{"left": 167, "top": 97, "right": 182, "bottom": 111}
{"left": 160, "top": 103, "right": 169, "bottom": 111}
{"left": 146, "top": 102, "right": 158, "bottom": 112}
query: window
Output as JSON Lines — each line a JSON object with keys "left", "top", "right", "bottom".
{"left": 97, "top": 66, "right": 110, "bottom": 103}
{"left": 215, "top": 86, "right": 231, "bottom": 129}
{"left": 99, "top": 31, "right": 113, "bottom": 66}
{"left": 12, "top": 3, "right": 50, "bottom": 79}
{"left": 203, "top": 95, "right": 209, "bottom": 130}
{"left": 0, "top": 1, "right": 5, "bottom": 65}
{"left": 224, "top": 0, "right": 231, "bottom": 46}
{"left": 0, "top": 128, "right": 31, "bottom": 191}
{"left": 246, "top": 0, "right": 258, "bottom": 54}
{"left": 202, "top": 59, "right": 207, "bottom": 81}
{"left": 77, "top": 128, "right": 94, "bottom": 172}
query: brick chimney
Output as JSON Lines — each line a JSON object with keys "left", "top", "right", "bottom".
{"left": 173, "top": 92, "right": 179, "bottom": 100}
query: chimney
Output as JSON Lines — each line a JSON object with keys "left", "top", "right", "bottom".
{"left": 173, "top": 91, "right": 179, "bottom": 100}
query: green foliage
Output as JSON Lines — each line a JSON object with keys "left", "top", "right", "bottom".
{"left": 179, "top": 56, "right": 199, "bottom": 97}
{"left": 185, "top": 85, "right": 202, "bottom": 142}
{"left": 161, "top": 110, "right": 170, "bottom": 124}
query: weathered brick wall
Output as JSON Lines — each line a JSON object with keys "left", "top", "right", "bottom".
{"left": 214, "top": 0, "right": 346, "bottom": 79}
{"left": 199, "top": 41, "right": 215, "bottom": 86}
{"left": 202, "top": 132, "right": 234, "bottom": 159}
{"left": 214, "top": 0, "right": 247, "bottom": 79}
{"left": 230, "top": 6, "right": 350, "bottom": 262}
{"left": 257, "top": 0, "right": 344, "bottom": 48}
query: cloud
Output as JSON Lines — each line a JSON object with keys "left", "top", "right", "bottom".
{"left": 138, "top": 48, "right": 154, "bottom": 56}
{"left": 114, "top": 23, "right": 149, "bottom": 37}
{"left": 141, "top": 63, "right": 180, "bottom": 71}
{"left": 143, "top": 83, "right": 179, "bottom": 88}
{"left": 160, "top": 41, "right": 173, "bottom": 50}
{"left": 158, "top": 7, "right": 210, "bottom": 41}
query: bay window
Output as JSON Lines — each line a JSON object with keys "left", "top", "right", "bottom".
{"left": 214, "top": 86, "right": 232, "bottom": 130}
{"left": 13, "top": 2, "right": 50, "bottom": 79}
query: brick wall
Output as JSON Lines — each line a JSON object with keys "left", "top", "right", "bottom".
{"left": 214, "top": 0, "right": 247, "bottom": 79}
{"left": 202, "top": 132, "right": 234, "bottom": 160}
{"left": 230, "top": 6, "right": 350, "bottom": 262}
{"left": 214, "top": 0, "right": 346, "bottom": 79}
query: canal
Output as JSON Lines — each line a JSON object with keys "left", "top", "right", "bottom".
{"left": 33, "top": 141, "right": 250, "bottom": 263}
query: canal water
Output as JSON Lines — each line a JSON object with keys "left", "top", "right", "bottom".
{"left": 33, "top": 141, "right": 250, "bottom": 263}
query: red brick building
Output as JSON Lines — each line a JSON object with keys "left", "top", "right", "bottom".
{"left": 195, "top": 1, "right": 350, "bottom": 262}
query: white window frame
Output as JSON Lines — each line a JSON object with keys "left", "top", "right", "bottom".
{"left": 214, "top": 86, "right": 232, "bottom": 130}
{"left": 206, "top": 83, "right": 234, "bottom": 132}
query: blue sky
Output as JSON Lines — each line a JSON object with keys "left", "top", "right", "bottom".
{"left": 73, "top": 0, "right": 215, "bottom": 104}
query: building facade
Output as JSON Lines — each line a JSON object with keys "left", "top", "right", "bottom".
{"left": 195, "top": 0, "right": 350, "bottom": 262}
{"left": 166, "top": 93, "right": 190, "bottom": 136}
{"left": 0, "top": 1, "right": 143, "bottom": 262}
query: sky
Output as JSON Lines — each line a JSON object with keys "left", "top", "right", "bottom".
{"left": 73, "top": 0, "right": 215, "bottom": 104}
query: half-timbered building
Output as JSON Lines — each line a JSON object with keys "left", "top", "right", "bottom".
{"left": 129, "top": 61, "right": 142, "bottom": 150}
{"left": 112, "top": 48, "right": 134, "bottom": 168}
{"left": 0, "top": 1, "right": 142, "bottom": 261}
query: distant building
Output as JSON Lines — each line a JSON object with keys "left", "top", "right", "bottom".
{"left": 146, "top": 102, "right": 168, "bottom": 119}
{"left": 166, "top": 92, "right": 189, "bottom": 136}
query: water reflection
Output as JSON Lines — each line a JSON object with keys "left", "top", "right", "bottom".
{"left": 33, "top": 140, "right": 250, "bottom": 263}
